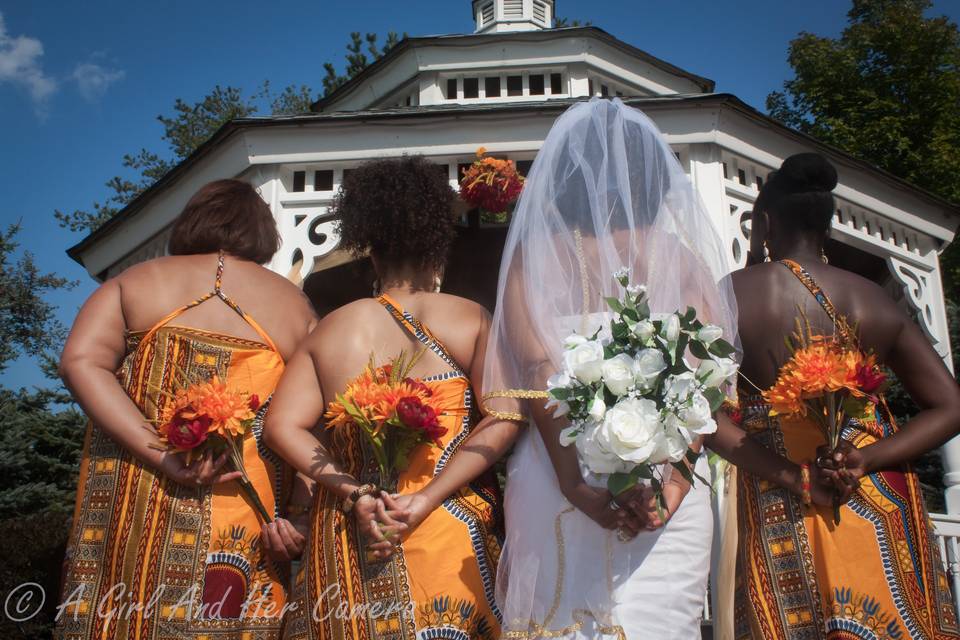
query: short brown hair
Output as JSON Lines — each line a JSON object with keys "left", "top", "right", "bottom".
{"left": 168, "top": 179, "right": 280, "bottom": 264}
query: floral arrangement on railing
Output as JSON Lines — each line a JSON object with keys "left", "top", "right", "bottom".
{"left": 459, "top": 147, "right": 525, "bottom": 216}
{"left": 325, "top": 351, "right": 451, "bottom": 489}
{"left": 156, "top": 375, "right": 271, "bottom": 522}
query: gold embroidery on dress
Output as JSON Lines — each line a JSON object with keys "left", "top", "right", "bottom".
{"left": 502, "top": 508, "right": 626, "bottom": 640}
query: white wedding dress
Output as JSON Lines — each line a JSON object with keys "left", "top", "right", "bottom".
{"left": 497, "top": 427, "right": 712, "bottom": 639}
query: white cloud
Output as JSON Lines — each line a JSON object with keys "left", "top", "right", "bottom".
{"left": 72, "top": 62, "right": 125, "bottom": 102}
{"left": 0, "top": 12, "right": 57, "bottom": 105}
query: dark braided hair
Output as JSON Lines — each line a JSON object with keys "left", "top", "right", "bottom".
{"left": 761, "top": 153, "right": 839, "bottom": 232}
{"left": 332, "top": 155, "right": 456, "bottom": 271}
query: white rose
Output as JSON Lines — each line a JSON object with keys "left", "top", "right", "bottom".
{"left": 696, "top": 324, "right": 723, "bottom": 346}
{"left": 595, "top": 397, "right": 666, "bottom": 466}
{"left": 632, "top": 319, "right": 656, "bottom": 343}
{"left": 559, "top": 424, "right": 581, "bottom": 447}
{"left": 697, "top": 357, "right": 738, "bottom": 388}
{"left": 563, "top": 339, "right": 605, "bottom": 383}
{"left": 649, "top": 419, "right": 689, "bottom": 464}
{"left": 588, "top": 395, "right": 607, "bottom": 421}
{"left": 564, "top": 333, "right": 587, "bottom": 350}
{"left": 546, "top": 372, "right": 572, "bottom": 391}
{"left": 677, "top": 392, "right": 718, "bottom": 435}
{"left": 664, "top": 372, "right": 698, "bottom": 402}
{"left": 634, "top": 349, "right": 667, "bottom": 389}
{"left": 601, "top": 353, "right": 637, "bottom": 396}
{"left": 577, "top": 423, "right": 631, "bottom": 474}
{"left": 661, "top": 313, "right": 681, "bottom": 343}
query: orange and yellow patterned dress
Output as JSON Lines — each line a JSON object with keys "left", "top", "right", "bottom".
{"left": 733, "top": 260, "right": 958, "bottom": 639}
{"left": 57, "top": 253, "right": 291, "bottom": 640}
{"left": 282, "top": 294, "right": 502, "bottom": 640}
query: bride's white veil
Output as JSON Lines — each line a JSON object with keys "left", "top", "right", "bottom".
{"left": 483, "top": 97, "right": 737, "bottom": 417}
{"left": 484, "top": 98, "right": 738, "bottom": 635}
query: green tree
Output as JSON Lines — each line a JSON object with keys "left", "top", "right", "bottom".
{"left": 767, "top": 0, "right": 960, "bottom": 292}
{"left": 0, "top": 225, "right": 86, "bottom": 638}
{"left": 321, "top": 31, "right": 404, "bottom": 95}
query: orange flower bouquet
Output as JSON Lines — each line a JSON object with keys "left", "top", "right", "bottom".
{"left": 763, "top": 316, "right": 888, "bottom": 522}
{"left": 325, "top": 351, "right": 450, "bottom": 489}
{"left": 155, "top": 375, "right": 272, "bottom": 522}
{"left": 459, "top": 147, "right": 525, "bottom": 215}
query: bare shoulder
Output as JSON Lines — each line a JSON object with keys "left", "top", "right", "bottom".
{"left": 113, "top": 255, "right": 189, "bottom": 285}
{"left": 432, "top": 293, "right": 490, "bottom": 321}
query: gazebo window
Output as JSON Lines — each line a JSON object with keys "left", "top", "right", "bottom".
{"left": 292, "top": 171, "right": 306, "bottom": 192}
{"left": 529, "top": 74, "right": 545, "bottom": 95}
{"left": 464, "top": 77, "right": 480, "bottom": 99}
{"left": 314, "top": 170, "right": 333, "bottom": 192}
{"left": 446, "top": 78, "right": 458, "bottom": 100}
{"left": 503, "top": 0, "right": 523, "bottom": 17}
{"left": 533, "top": 0, "right": 549, "bottom": 24}
{"left": 479, "top": 1, "right": 494, "bottom": 27}
{"left": 551, "top": 72, "right": 563, "bottom": 94}
{"left": 485, "top": 76, "right": 501, "bottom": 97}
{"left": 507, "top": 75, "right": 523, "bottom": 96}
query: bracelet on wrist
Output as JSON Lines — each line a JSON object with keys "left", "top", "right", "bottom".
{"left": 342, "top": 483, "right": 378, "bottom": 514}
{"left": 799, "top": 462, "right": 812, "bottom": 507}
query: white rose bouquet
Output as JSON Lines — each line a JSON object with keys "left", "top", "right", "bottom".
{"left": 547, "top": 268, "right": 738, "bottom": 515}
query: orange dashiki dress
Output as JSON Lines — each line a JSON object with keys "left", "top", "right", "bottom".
{"left": 734, "top": 260, "right": 958, "bottom": 640}
{"left": 282, "top": 294, "right": 503, "bottom": 640}
{"left": 57, "top": 253, "right": 292, "bottom": 640}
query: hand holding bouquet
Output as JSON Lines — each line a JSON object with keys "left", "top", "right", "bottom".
{"left": 763, "top": 314, "right": 888, "bottom": 522}
{"left": 154, "top": 374, "right": 271, "bottom": 522}
{"left": 324, "top": 350, "right": 450, "bottom": 489}
{"left": 547, "top": 268, "right": 739, "bottom": 520}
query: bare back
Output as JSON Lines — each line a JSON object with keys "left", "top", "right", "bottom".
{"left": 117, "top": 253, "right": 316, "bottom": 360}
{"left": 309, "top": 292, "right": 489, "bottom": 407}
{"left": 732, "top": 260, "right": 933, "bottom": 392}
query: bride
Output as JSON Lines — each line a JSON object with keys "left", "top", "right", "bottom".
{"left": 483, "top": 98, "right": 739, "bottom": 638}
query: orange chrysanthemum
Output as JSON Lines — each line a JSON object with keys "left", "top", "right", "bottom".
{"left": 459, "top": 147, "right": 525, "bottom": 213}
{"left": 162, "top": 376, "right": 255, "bottom": 441}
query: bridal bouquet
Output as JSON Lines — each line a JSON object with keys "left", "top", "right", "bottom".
{"left": 764, "top": 315, "right": 888, "bottom": 522}
{"left": 547, "top": 268, "right": 738, "bottom": 514}
{"left": 325, "top": 351, "right": 450, "bottom": 489}
{"left": 459, "top": 147, "right": 525, "bottom": 215}
{"left": 156, "top": 375, "right": 272, "bottom": 522}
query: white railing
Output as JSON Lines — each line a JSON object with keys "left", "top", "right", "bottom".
{"left": 932, "top": 512, "right": 960, "bottom": 613}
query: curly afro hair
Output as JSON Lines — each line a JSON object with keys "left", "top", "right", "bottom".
{"left": 333, "top": 155, "right": 456, "bottom": 271}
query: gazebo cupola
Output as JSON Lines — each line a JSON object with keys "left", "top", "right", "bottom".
{"left": 473, "top": 0, "right": 554, "bottom": 33}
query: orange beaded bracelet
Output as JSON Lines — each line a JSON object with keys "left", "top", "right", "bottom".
{"left": 800, "top": 462, "right": 812, "bottom": 507}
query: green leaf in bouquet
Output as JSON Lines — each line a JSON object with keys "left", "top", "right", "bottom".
{"left": 673, "top": 332, "right": 689, "bottom": 365}
{"left": 708, "top": 339, "right": 736, "bottom": 358}
{"left": 688, "top": 340, "right": 710, "bottom": 361}
{"left": 612, "top": 320, "right": 629, "bottom": 342}
{"left": 683, "top": 306, "right": 697, "bottom": 323}
{"left": 605, "top": 297, "right": 625, "bottom": 314}
{"left": 671, "top": 460, "right": 696, "bottom": 486}
{"left": 685, "top": 448, "right": 700, "bottom": 466}
{"left": 636, "top": 300, "right": 650, "bottom": 318}
{"left": 550, "top": 387, "right": 571, "bottom": 400}
{"left": 621, "top": 307, "right": 639, "bottom": 322}
{"left": 703, "top": 387, "right": 725, "bottom": 412}
{"left": 608, "top": 471, "right": 638, "bottom": 497}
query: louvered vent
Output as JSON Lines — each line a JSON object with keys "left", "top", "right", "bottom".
{"left": 533, "top": 0, "right": 548, "bottom": 24}
{"left": 480, "top": 1, "right": 495, "bottom": 25}
{"left": 503, "top": 0, "right": 524, "bottom": 18}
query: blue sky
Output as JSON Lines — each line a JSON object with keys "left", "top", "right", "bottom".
{"left": 1, "top": 0, "right": 958, "bottom": 391}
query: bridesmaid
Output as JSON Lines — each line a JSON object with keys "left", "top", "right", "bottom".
{"left": 264, "top": 156, "right": 518, "bottom": 640}
{"left": 707, "top": 154, "right": 960, "bottom": 639}
{"left": 57, "top": 179, "right": 317, "bottom": 639}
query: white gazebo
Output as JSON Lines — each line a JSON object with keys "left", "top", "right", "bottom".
{"left": 67, "top": 0, "right": 960, "bottom": 617}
